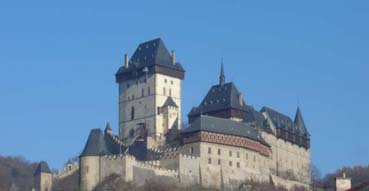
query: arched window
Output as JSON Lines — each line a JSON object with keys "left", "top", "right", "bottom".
{"left": 131, "top": 106, "right": 135, "bottom": 120}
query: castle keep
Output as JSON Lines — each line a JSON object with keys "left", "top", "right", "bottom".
{"left": 78, "top": 38, "right": 311, "bottom": 191}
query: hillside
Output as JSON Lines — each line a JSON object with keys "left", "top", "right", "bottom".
{"left": 0, "top": 155, "right": 38, "bottom": 191}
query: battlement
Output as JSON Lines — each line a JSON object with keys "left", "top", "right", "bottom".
{"left": 54, "top": 162, "right": 79, "bottom": 180}
{"left": 106, "top": 130, "right": 127, "bottom": 147}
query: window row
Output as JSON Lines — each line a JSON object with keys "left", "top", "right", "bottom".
{"left": 207, "top": 158, "right": 241, "bottom": 168}
{"left": 207, "top": 147, "right": 257, "bottom": 161}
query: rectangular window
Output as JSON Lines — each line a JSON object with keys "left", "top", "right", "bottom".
{"left": 208, "top": 158, "right": 212, "bottom": 164}
{"left": 237, "top": 162, "right": 240, "bottom": 168}
{"left": 163, "top": 87, "right": 166, "bottom": 96}
{"left": 229, "top": 151, "right": 232, "bottom": 157}
{"left": 229, "top": 161, "right": 232, "bottom": 167}
{"left": 218, "top": 159, "right": 221, "bottom": 165}
{"left": 169, "top": 88, "right": 172, "bottom": 96}
{"left": 142, "top": 88, "right": 144, "bottom": 97}
{"left": 148, "top": 87, "right": 150, "bottom": 95}
{"left": 246, "top": 153, "right": 248, "bottom": 160}
{"left": 237, "top": 152, "right": 240, "bottom": 158}
{"left": 218, "top": 149, "right": 221, "bottom": 155}
{"left": 208, "top": 147, "right": 211, "bottom": 154}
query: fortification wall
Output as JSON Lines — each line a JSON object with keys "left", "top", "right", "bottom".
{"left": 271, "top": 174, "right": 310, "bottom": 190}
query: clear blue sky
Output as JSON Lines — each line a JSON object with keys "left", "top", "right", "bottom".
{"left": 0, "top": 0, "right": 368, "bottom": 175}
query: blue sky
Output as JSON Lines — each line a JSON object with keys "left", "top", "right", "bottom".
{"left": 0, "top": 0, "right": 368, "bottom": 175}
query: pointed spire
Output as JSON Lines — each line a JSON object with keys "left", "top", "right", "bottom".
{"left": 105, "top": 122, "right": 112, "bottom": 133}
{"left": 219, "top": 59, "right": 225, "bottom": 86}
{"left": 294, "top": 107, "right": 307, "bottom": 136}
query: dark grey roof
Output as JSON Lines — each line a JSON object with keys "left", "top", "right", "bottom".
{"left": 162, "top": 97, "right": 178, "bottom": 108}
{"left": 80, "top": 129, "right": 111, "bottom": 157}
{"left": 116, "top": 38, "right": 184, "bottom": 75}
{"left": 188, "top": 82, "right": 248, "bottom": 116}
{"left": 181, "top": 115, "right": 269, "bottom": 146}
{"left": 34, "top": 161, "right": 51, "bottom": 175}
{"left": 294, "top": 107, "right": 310, "bottom": 137}
{"left": 105, "top": 122, "right": 112, "bottom": 132}
{"left": 260, "top": 107, "right": 297, "bottom": 133}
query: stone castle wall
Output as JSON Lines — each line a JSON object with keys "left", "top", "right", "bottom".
{"left": 262, "top": 112, "right": 311, "bottom": 185}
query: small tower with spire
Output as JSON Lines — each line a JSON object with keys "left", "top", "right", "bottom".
{"left": 33, "top": 161, "right": 53, "bottom": 191}
{"left": 219, "top": 61, "right": 225, "bottom": 86}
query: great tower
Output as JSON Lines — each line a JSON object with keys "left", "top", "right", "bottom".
{"left": 115, "top": 38, "right": 185, "bottom": 146}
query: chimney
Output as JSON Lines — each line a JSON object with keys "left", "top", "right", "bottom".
{"left": 124, "top": 53, "right": 129, "bottom": 68}
{"left": 171, "top": 50, "right": 176, "bottom": 65}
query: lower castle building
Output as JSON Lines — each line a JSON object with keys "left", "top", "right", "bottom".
{"left": 78, "top": 38, "right": 311, "bottom": 191}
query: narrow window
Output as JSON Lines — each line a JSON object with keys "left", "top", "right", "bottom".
{"left": 246, "top": 153, "right": 248, "bottom": 160}
{"left": 85, "top": 166, "right": 89, "bottom": 174}
{"left": 171, "top": 80, "right": 173, "bottom": 85}
{"left": 169, "top": 88, "right": 172, "bottom": 96}
{"left": 131, "top": 106, "right": 135, "bottom": 120}
{"left": 237, "top": 162, "right": 240, "bottom": 168}
{"left": 163, "top": 87, "right": 166, "bottom": 95}
{"left": 208, "top": 158, "right": 212, "bottom": 164}
{"left": 218, "top": 159, "right": 221, "bottom": 165}
{"left": 164, "top": 79, "right": 167, "bottom": 83}
{"left": 208, "top": 147, "right": 212, "bottom": 154}
{"left": 190, "top": 147, "right": 194, "bottom": 155}
{"left": 142, "top": 88, "right": 144, "bottom": 97}
{"left": 229, "top": 161, "right": 232, "bottom": 167}
{"left": 148, "top": 87, "right": 150, "bottom": 95}
{"left": 229, "top": 151, "right": 232, "bottom": 157}
{"left": 237, "top": 152, "right": 240, "bottom": 158}
{"left": 218, "top": 149, "right": 221, "bottom": 155}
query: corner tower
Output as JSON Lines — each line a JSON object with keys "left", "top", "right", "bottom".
{"left": 115, "top": 38, "right": 185, "bottom": 146}
{"left": 34, "top": 161, "right": 53, "bottom": 191}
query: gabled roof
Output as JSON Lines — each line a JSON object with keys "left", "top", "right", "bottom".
{"left": 162, "top": 96, "right": 178, "bottom": 108}
{"left": 80, "top": 129, "right": 111, "bottom": 157}
{"left": 294, "top": 107, "right": 310, "bottom": 137}
{"left": 182, "top": 115, "right": 269, "bottom": 146}
{"left": 188, "top": 82, "right": 248, "bottom": 116}
{"left": 34, "top": 161, "right": 51, "bottom": 175}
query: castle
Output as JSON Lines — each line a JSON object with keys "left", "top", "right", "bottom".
{"left": 34, "top": 38, "right": 312, "bottom": 191}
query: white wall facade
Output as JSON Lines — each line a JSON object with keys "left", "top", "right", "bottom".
{"left": 118, "top": 73, "right": 182, "bottom": 143}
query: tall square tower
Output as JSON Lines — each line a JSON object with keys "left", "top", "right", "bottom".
{"left": 115, "top": 38, "right": 185, "bottom": 145}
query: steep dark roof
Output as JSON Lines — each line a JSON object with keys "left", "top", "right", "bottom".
{"left": 116, "top": 38, "right": 185, "bottom": 77}
{"left": 182, "top": 115, "right": 269, "bottom": 146}
{"left": 162, "top": 96, "right": 178, "bottom": 108}
{"left": 294, "top": 107, "right": 310, "bottom": 137}
{"left": 34, "top": 161, "right": 51, "bottom": 175}
{"left": 188, "top": 82, "right": 248, "bottom": 116}
{"left": 80, "top": 129, "right": 111, "bottom": 157}
{"left": 105, "top": 122, "right": 112, "bottom": 132}
{"left": 261, "top": 107, "right": 297, "bottom": 132}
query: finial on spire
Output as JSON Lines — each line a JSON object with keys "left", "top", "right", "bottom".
{"left": 219, "top": 58, "right": 225, "bottom": 86}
